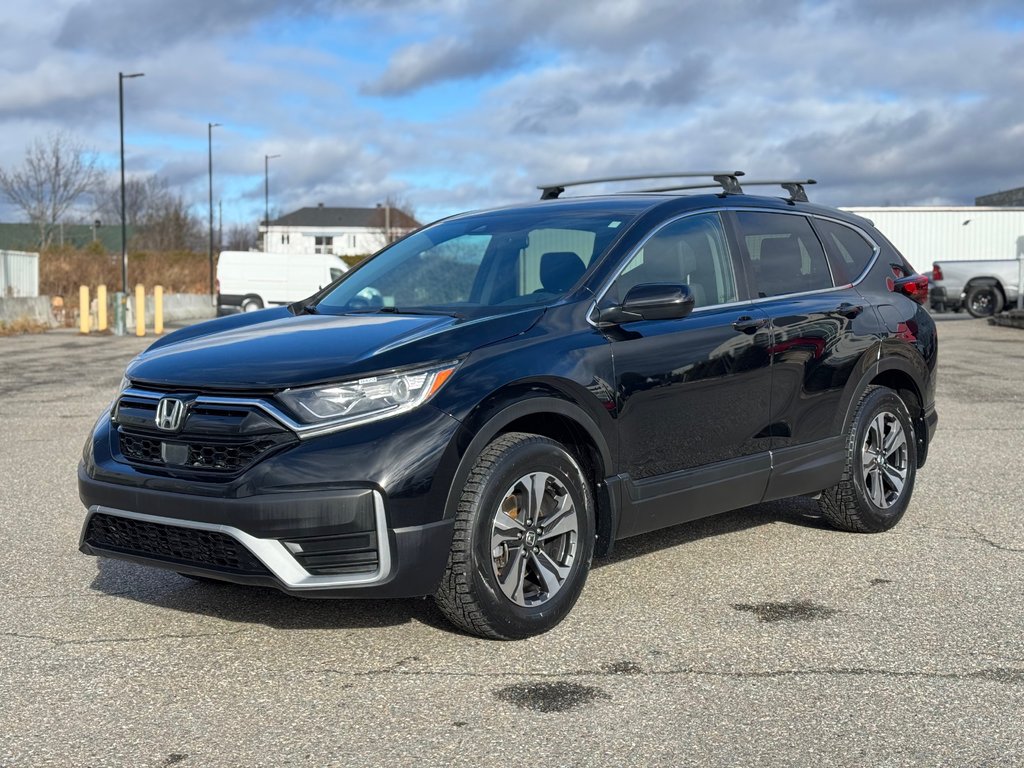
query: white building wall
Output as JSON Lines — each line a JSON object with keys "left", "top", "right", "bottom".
{"left": 263, "top": 226, "right": 403, "bottom": 256}
{"left": 842, "top": 207, "right": 1024, "bottom": 273}
{"left": 0, "top": 250, "right": 40, "bottom": 297}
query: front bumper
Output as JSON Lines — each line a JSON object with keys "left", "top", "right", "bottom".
{"left": 78, "top": 468, "right": 455, "bottom": 598}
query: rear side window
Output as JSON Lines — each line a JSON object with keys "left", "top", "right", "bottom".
{"left": 734, "top": 212, "right": 833, "bottom": 298}
{"left": 815, "top": 219, "right": 876, "bottom": 284}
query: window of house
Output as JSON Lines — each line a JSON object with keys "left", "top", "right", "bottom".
{"left": 315, "top": 235, "right": 333, "bottom": 254}
{"left": 281, "top": 234, "right": 290, "bottom": 245}
{"left": 733, "top": 212, "right": 833, "bottom": 298}
{"left": 815, "top": 219, "right": 875, "bottom": 284}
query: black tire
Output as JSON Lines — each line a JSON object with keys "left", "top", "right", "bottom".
{"left": 241, "top": 296, "right": 264, "bottom": 313}
{"left": 819, "top": 386, "right": 917, "bottom": 533}
{"left": 434, "top": 432, "right": 595, "bottom": 640}
{"left": 964, "top": 284, "right": 1004, "bottom": 318}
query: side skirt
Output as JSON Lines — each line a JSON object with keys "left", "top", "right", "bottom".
{"left": 609, "top": 437, "right": 847, "bottom": 541}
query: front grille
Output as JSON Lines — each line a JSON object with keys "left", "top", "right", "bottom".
{"left": 118, "top": 430, "right": 281, "bottom": 472}
{"left": 112, "top": 392, "right": 295, "bottom": 476}
{"left": 84, "top": 512, "right": 269, "bottom": 575}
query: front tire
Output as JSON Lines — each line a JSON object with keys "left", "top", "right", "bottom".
{"left": 241, "top": 296, "right": 264, "bottom": 312}
{"left": 819, "top": 386, "right": 917, "bottom": 533}
{"left": 435, "top": 432, "right": 595, "bottom": 640}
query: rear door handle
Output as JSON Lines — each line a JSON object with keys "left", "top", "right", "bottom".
{"left": 733, "top": 316, "right": 768, "bottom": 334}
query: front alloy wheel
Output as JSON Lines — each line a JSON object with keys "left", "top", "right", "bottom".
{"left": 435, "top": 432, "right": 595, "bottom": 639}
{"left": 490, "top": 471, "right": 580, "bottom": 607}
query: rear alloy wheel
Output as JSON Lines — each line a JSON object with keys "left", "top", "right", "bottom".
{"left": 819, "top": 386, "right": 917, "bottom": 533}
{"left": 964, "top": 284, "right": 1003, "bottom": 318}
{"left": 435, "top": 432, "right": 595, "bottom": 639}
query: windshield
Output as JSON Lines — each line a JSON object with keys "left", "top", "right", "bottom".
{"left": 314, "top": 207, "right": 639, "bottom": 316}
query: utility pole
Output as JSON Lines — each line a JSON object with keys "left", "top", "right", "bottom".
{"left": 117, "top": 71, "right": 144, "bottom": 336}
{"left": 208, "top": 122, "right": 220, "bottom": 301}
{"left": 264, "top": 154, "right": 280, "bottom": 251}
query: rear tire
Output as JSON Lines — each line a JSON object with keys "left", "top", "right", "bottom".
{"left": 964, "top": 284, "right": 1004, "bottom": 318}
{"left": 819, "top": 386, "right": 917, "bottom": 533}
{"left": 241, "top": 296, "right": 264, "bottom": 312}
{"left": 435, "top": 432, "right": 595, "bottom": 640}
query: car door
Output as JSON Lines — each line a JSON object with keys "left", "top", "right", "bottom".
{"left": 729, "top": 210, "right": 883, "bottom": 498}
{"left": 598, "top": 212, "right": 773, "bottom": 537}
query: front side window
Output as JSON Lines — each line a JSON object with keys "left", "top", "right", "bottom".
{"left": 314, "top": 206, "right": 645, "bottom": 317}
{"left": 734, "top": 212, "right": 832, "bottom": 298}
{"left": 608, "top": 213, "right": 738, "bottom": 309}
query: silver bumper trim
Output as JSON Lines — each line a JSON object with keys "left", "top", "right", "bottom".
{"left": 84, "top": 491, "right": 393, "bottom": 590}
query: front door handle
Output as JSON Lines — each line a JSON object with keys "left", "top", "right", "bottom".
{"left": 733, "top": 316, "right": 768, "bottom": 334}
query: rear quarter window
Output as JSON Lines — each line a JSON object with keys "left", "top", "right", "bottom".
{"left": 814, "top": 219, "right": 876, "bottom": 284}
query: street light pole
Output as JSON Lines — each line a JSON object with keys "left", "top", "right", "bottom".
{"left": 264, "top": 153, "right": 280, "bottom": 251}
{"left": 117, "top": 71, "right": 144, "bottom": 336}
{"left": 208, "top": 122, "right": 220, "bottom": 302}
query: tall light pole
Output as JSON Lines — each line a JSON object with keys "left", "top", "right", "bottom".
{"left": 264, "top": 153, "right": 280, "bottom": 251}
{"left": 118, "top": 71, "right": 144, "bottom": 336}
{"left": 207, "top": 122, "right": 220, "bottom": 301}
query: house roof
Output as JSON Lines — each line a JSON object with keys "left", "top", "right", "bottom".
{"left": 270, "top": 205, "right": 420, "bottom": 230}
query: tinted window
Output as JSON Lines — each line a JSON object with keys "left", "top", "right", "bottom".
{"left": 815, "top": 219, "right": 875, "bottom": 283}
{"left": 315, "top": 208, "right": 641, "bottom": 316}
{"left": 609, "top": 213, "right": 738, "bottom": 309}
{"left": 734, "top": 212, "right": 833, "bottom": 298}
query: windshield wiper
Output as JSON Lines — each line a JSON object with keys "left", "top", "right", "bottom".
{"left": 347, "top": 306, "right": 464, "bottom": 318}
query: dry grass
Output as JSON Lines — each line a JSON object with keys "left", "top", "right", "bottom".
{"left": 39, "top": 244, "right": 211, "bottom": 324}
{"left": 0, "top": 317, "right": 50, "bottom": 336}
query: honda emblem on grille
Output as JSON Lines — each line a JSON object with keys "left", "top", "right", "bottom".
{"left": 155, "top": 398, "right": 186, "bottom": 432}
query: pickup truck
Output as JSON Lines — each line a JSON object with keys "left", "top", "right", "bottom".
{"left": 930, "top": 259, "right": 1022, "bottom": 318}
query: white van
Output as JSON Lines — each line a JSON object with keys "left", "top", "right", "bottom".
{"left": 216, "top": 251, "right": 349, "bottom": 313}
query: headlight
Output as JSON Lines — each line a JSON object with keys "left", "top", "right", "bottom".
{"left": 276, "top": 361, "right": 459, "bottom": 429}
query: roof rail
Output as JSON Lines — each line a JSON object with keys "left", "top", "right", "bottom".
{"left": 537, "top": 171, "right": 745, "bottom": 200}
{"left": 739, "top": 179, "right": 817, "bottom": 203}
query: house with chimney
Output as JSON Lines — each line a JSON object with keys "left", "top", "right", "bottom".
{"left": 259, "top": 204, "right": 420, "bottom": 256}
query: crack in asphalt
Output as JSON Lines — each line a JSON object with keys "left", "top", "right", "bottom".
{"left": 969, "top": 526, "right": 1024, "bottom": 553}
{"left": 318, "top": 657, "right": 1024, "bottom": 685}
{"left": 1, "top": 628, "right": 247, "bottom": 646}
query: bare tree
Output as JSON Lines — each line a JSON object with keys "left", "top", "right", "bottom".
{"left": 0, "top": 132, "right": 102, "bottom": 247}
{"left": 94, "top": 174, "right": 202, "bottom": 252}
{"left": 371, "top": 195, "right": 419, "bottom": 249}
{"left": 224, "top": 222, "right": 257, "bottom": 251}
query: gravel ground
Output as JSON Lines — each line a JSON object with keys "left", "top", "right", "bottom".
{"left": 0, "top": 314, "right": 1022, "bottom": 767}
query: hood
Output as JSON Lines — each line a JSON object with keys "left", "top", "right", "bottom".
{"left": 127, "top": 307, "right": 544, "bottom": 390}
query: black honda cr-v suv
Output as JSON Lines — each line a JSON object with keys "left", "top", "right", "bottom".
{"left": 79, "top": 172, "right": 937, "bottom": 639}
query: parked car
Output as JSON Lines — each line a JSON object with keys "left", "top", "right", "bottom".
{"left": 930, "top": 259, "right": 1021, "bottom": 317}
{"left": 216, "top": 250, "right": 348, "bottom": 314}
{"left": 78, "top": 172, "right": 938, "bottom": 639}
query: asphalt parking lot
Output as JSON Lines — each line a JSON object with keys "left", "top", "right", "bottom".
{"left": 1, "top": 314, "right": 1022, "bottom": 767}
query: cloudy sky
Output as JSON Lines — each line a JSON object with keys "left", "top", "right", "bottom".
{"left": 1, "top": 0, "right": 1022, "bottom": 228}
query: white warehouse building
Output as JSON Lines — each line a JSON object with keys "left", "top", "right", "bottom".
{"left": 260, "top": 204, "right": 420, "bottom": 257}
{"left": 841, "top": 207, "right": 1024, "bottom": 274}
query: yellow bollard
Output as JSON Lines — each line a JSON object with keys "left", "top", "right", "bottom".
{"left": 97, "top": 284, "right": 108, "bottom": 331}
{"left": 154, "top": 285, "right": 164, "bottom": 335}
{"left": 135, "top": 284, "right": 146, "bottom": 337}
{"left": 79, "top": 286, "right": 90, "bottom": 334}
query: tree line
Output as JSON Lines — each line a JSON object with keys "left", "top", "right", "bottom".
{"left": 0, "top": 132, "right": 256, "bottom": 252}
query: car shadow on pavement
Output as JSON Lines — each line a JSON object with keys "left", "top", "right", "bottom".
{"left": 598, "top": 495, "right": 829, "bottom": 567}
{"left": 86, "top": 496, "right": 828, "bottom": 634}
{"left": 89, "top": 556, "right": 445, "bottom": 632}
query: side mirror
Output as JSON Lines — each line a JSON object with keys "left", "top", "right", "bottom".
{"left": 597, "top": 283, "right": 696, "bottom": 325}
